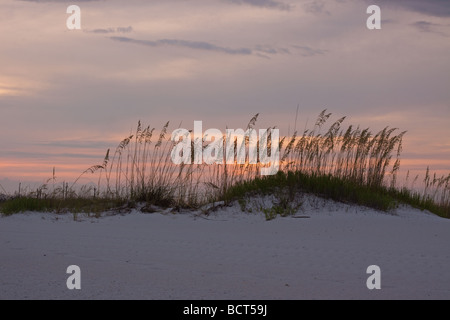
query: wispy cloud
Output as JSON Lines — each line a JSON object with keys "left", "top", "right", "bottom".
{"left": 224, "top": 0, "right": 292, "bottom": 11}
{"left": 85, "top": 26, "right": 133, "bottom": 34}
{"left": 303, "top": 0, "right": 330, "bottom": 15}
{"left": 108, "top": 35, "right": 331, "bottom": 60}
{"left": 0, "top": 84, "right": 23, "bottom": 96}
{"left": 109, "top": 36, "right": 254, "bottom": 55}
{"left": 254, "top": 45, "right": 290, "bottom": 55}
{"left": 37, "top": 140, "right": 113, "bottom": 150}
{"left": 2, "top": 150, "right": 101, "bottom": 160}
{"left": 412, "top": 21, "right": 448, "bottom": 37}
{"left": 413, "top": 21, "right": 437, "bottom": 33}
{"left": 109, "top": 36, "right": 303, "bottom": 59}
{"left": 367, "top": 0, "right": 450, "bottom": 17}
{"left": 18, "top": 0, "right": 100, "bottom": 2}
{"left": 292, "top": 45, "right": 327, "bottom": 57}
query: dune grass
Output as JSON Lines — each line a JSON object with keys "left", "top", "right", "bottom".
{"left": 0, "top": 196, "right": 127, "bottom": 217}
{"left": 1, "top": 110, "right": 449, "bottom": 219}
{"left": 223, "top": 171, "right": 449, "bottom": 219}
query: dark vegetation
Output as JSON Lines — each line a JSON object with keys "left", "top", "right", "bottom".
{"left": 1, "top": 110, "right": 448, "bottom": 219}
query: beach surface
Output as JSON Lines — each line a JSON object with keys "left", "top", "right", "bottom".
{"left": 1, "top": 195, "right": 449, "bottom": 300}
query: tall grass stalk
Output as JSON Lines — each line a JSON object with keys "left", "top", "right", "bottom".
{"left": 2, "top": 110, "right": 448, "bottom": 218}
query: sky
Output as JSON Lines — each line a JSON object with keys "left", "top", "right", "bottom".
{"left": 0, "top": 0, "right": 449, "bottom": 192}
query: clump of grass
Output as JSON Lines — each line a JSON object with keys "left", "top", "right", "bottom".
{"left": 262, "top": 193, "right": 303, "bottom": 221}
{"left": 280, "top": 109, "right": 407, "bottom": 191}
{"left": 0, "top": 197, "right": 55, "bottom": 215}
{"left": 223, "top": 171, "right": 398, "bottom": 214}
{"left": 217, "top": 108, "right": 449, "bottom": 218}
{"left": 0, "top": 196, "right": 126, "bottom": 217}
{"left": 1, "top": 110, "right": 449, "bottom": 219}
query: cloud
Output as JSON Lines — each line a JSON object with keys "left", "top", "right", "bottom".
{"left": 292, "top": 45, "right": 327, "bottom": 57}
{"left": 85, "top": 26, "right": 133, "bottom": 34}
{"left": 109, "top": 37, "right": 302, "bottom": 59}
{"left": 411, "top": 21, "right": 449, "bottom": 36}
{"left": 303, "top": 1, "right": 330, "bottom": 15}
{"left": 381, "top": 19, "right": 396, "bottom": 25}
{"left": 254, "top": 45, "right": 290, "bottom": 55}
{"left": 0, "top": 85, "right": 22, "bottom": 96}
{"left": 18, "top": 0, "right": 100, "bottom": 2}
{"left": 224, "top": 0, "right": 292, "bottom": 11}
{"left": 110, "top": 36, "right": 254, "bottom": 55}
{"left": 412, "top": 21, "right": 437, "bottom": 32}
{"left": 37, "top": 140, "right": 113, "bottom": 150}
{"left": 367, "top": 0, "right": 450, "bottom": 17}
{"left": 2, "top": 150, "right": 101, "bottom": 160}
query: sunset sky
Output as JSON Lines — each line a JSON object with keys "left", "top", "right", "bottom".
{"left": 1, "top": 0, "right": 449, "bottom": 192}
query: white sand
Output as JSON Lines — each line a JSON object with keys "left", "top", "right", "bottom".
{"left": 1, "top": 195, "right": 449, "bottom": 300}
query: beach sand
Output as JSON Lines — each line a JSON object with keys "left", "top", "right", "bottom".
{"left": 1, "top": 195, "right": 449, "bottom": 300}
